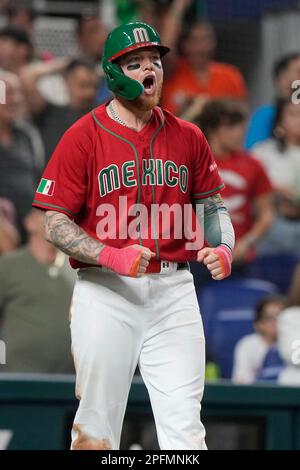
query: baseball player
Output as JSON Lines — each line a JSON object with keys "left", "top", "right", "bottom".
{"left": 32, "top": 22, "right": 235, "bottom": 450}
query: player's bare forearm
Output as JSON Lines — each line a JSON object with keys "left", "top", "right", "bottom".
{"left": 44, "top": 210, "right": 155, "bottom": 276}
{"left": 44, "top": 211, "right": 104, "bottom": 265}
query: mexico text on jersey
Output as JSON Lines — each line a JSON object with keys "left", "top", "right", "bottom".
{"left": 33, "top": 103, "right": 224, "bottom": 267}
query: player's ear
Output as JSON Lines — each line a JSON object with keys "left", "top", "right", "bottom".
{"left": 103, "top": 59, "right": 144, "bottom": 100}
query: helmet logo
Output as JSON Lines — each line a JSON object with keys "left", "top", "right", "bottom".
{"left": 133, "top": 27, "right": 150, "bottom": 44}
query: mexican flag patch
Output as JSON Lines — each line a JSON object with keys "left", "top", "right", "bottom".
{"left": 37, "top": 178, "right": 55, "bottom": 196}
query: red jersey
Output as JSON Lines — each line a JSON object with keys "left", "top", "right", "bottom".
{"left": 215, "top": 151, "right": 273, "bottom": 240}
{"left": 33, "top": 103, "right": 224, "bottom": 268}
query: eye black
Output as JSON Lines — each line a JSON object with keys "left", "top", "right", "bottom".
{"left": 127, "top": 64, "right": 140, "bottom": 71}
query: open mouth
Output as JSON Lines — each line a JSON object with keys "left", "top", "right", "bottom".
{"left": 143, "top": 76, "right": 155, "bottom": 94}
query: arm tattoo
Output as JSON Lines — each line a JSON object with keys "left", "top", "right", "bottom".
{"left": 45, "top": 211, "right": 104, "bottom": 265}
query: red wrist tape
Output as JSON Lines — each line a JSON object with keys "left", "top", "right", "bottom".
{"left": 98, "top": 246, "right": 142, "bottom": 277}
{"left": 213, "top": 245, "right": 232, "bottom": 279}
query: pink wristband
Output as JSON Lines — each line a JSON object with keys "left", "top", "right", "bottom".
{"left": 98, "top": 246, "right": 142, "bottom": 277}
{"left": 213, "top": 245, "right": 232, "bottom": 279}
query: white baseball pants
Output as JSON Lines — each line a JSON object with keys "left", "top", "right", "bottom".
{"left": 70, "top": 267, "right": 207, "bottom": 450}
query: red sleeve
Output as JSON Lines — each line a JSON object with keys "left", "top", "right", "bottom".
{"left": 190, "top": 125, "right": 225, "bottom": 201}
{"left": 250, "top": 156, "right": 273, "bottom": 198}
{"left": 32, "top": 124, "right": 90, "bottom": 218}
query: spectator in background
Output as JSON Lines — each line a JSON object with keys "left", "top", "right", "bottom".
{"left": 29, "top": 15, "right": 108, "bottom": 109}
{"left": 148, "top": 0, "right": 193, "bottom": 79}
{"left": 0, "top": 209, "right": 75, "bottom": 373}
{"left": 0, "top": 25, "right": 33, "bottom": 73}
{"left": 0, "top": 6, "right": 65, "bottom": 107}
{"left": 4, "top": 0, "right": 55, "bottom": 62}
{"left": 246, "top": 52, "right": 300, "bottom": 149}
{"left": 252, "top": 98, "right": 300, "bottom": 255}
{"left": 20, "top": 58, "right": 98, "bottom": 163}
{"left": 0, "top": 70, "right": 44, "bottom": 242}
{"left": 232, "top": 295, "right": 285, "bottom": 384}
{"left": 277, "top": 263, "right": 300, "bottom": 385}
{"left": 162, "top": 21, "right": 247, "bottom": 117}
{"left": 4, "top": 0, "right": 36, "bottom": 36}
{"left": 0, "top": 198, "right": 20, "bottom": 255}
{"left": 76, "top": 14, "right": 107, "bottom": 63}
{"left": 197, "top": 99, "right": 274, "bottom": 268}
{"left": 76, "top": 14, "right": 111, "bottom": 104}
{"left": 288, "top": 262, "right": 300, "bottom": 307}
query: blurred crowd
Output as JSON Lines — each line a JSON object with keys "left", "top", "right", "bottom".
{"left": 0, "top": 0, "right": 299, "bottom": 385}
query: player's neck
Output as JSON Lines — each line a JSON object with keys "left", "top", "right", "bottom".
{"left": 110, "top": 98, "right": 153, "bottom": 132}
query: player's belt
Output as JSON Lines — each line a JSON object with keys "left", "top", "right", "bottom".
{"left": 80, "top": 261, "right": 189, "bottom": 277}
{"left": 145, "top": 260, "right": 188, "bottom": 274}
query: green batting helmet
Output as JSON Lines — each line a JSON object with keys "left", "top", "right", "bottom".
{"left": 102, "top": 22, "right": 170, "bottom": 101}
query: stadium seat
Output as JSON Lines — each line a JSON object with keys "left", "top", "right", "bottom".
{"left": 248, "top": 254, "right": 300, "bottom": 293}
{"left": 197, "top": 279, "right": 279, "bottom": 378}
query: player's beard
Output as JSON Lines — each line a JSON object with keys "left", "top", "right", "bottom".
{"left": 135, "top": 81, "right": 163, "bottom": 111}
{"left": 118, "top": 81, "right": 163, "bottom": 113}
